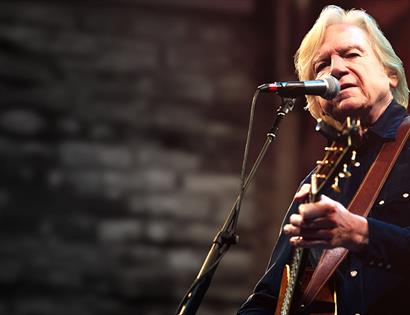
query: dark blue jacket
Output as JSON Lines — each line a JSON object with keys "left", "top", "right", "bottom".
{"left": 238, "top": 101, "right": 410, "bottom": 315}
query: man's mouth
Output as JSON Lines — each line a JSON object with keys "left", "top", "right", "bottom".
{"left": 340, "top": 83, "right": 356, "bottom": 91}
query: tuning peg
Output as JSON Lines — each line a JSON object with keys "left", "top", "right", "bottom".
{"left": 316, "top": 159, "right": 329, "bottom": 165}
{"left": 351, "top": 150, "right": 361, "bottom": 167}
{"left": 338, "top": 164, "right": 351, "bottom": 178}
{"left": 324, "top": 146, "right": 338, "bottom": 152}
{"left": 351, "top": 150, "right": 357, "bottom": 162}
{"left": 331, "top": 176, "right": 341, "bottom": 193}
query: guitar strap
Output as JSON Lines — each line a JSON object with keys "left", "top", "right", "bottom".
{"left": 300, "top": 116, "right": 410, "bottom": 309}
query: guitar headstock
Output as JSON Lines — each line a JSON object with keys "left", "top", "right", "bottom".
{"left": 310, "top": 117, "right": 362, "bottom": 202}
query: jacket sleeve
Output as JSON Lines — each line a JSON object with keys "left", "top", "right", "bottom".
{"left": 355, "top": 141, "right": 410, "bottom": 275}
{"left": 357, "top": 216, "right": 410, "bottom": 274}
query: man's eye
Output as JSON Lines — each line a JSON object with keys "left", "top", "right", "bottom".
{"left": 346, "top": 52, "right": 360, "bottom": 58}
{"left": 315, "top": 62, "right": 327, "bottom": 73}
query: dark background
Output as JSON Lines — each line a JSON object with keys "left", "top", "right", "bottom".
{"left": 0, "top": 1, "right": 409, "bottom": 314}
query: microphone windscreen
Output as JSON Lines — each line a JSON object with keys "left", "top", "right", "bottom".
{"left": 322, "top": 76, "right": 340, "bottom": 100}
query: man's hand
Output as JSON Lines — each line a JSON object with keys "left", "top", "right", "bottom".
{"left": 283, "top": 184, "right": 369, "bottom": 252}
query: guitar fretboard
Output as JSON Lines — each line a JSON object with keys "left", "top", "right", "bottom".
{"left": 280, "top": 247, "right": 304, "bottom": 315}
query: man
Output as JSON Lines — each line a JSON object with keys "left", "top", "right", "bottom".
{"left": 238, "top": 5, "right": 409, "bottom": 315}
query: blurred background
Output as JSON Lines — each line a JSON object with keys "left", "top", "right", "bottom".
{"left": 0, "top": 0, "right": 409, "bottom": 314}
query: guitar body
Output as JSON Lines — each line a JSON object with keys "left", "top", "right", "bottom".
{"left": 275, "top": 263, "right": 335, "bottom": 315}
{"left": 275, "top": 264, "right": 290, "bottom": 315}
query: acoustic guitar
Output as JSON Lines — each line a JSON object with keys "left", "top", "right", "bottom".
{"left": 274, "top": 117, "right": 362, "bottom": 315}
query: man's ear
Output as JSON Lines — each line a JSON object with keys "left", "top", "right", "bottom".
{"left": 387, "top": 70, "right": 398, "bottom": 88}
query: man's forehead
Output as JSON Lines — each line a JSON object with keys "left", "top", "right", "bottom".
{"left": 314, "top": 24, "right": 370, "bottom": 59}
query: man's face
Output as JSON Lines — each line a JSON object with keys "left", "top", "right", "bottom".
{"left": 313, "top": 24, "right": 397, "bottom": 125}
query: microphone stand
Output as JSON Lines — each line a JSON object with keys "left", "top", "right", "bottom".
{"left": 175, "top": 97, "right": 296, "bottom": 315}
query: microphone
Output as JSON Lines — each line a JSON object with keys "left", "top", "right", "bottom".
{"left": 257, "top": 76, "right": 340, "bottom": 100}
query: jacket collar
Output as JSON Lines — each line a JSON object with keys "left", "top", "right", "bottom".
{"left": 367, "top": 100, "right": 408, "bottom": 141}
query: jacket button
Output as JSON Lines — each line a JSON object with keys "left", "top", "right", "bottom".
{"left": 386, "top": 264, "right": 392, "bottom": 270}
{"left": 369, "top": 260, "right": 375, "bottom": 266}
{"left": 403, "top": 193, "right": 409, "bottom": 198}
{"left": 350, "top": 270, "right": 358, "bottom": 277}
{"left": 378, "top": 200, "right": 385, "bottom": 206}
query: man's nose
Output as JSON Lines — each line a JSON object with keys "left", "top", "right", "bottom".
{"left": 330, "top": 55, "right": 349, "bottom": 79}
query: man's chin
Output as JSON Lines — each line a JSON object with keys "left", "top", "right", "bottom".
{"left": 337, "top": 98, "right": 363, "bottom": 110}
{"left": 329, "top": 102, "right": 371, "bottom": 125}
{"left": 333, "top": 100, "right": 363, "bottom": 119}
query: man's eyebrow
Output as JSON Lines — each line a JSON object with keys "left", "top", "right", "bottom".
{"left": 313, "top": 45, "right": 364, "bottom": 65}
{"left": 336, "top": 45, "right": 364, "bottom": 54}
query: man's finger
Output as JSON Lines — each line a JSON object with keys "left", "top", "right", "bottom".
{"left": 299, "top": 228, "right": 334, "bottom": 240}
{"left": 290, "top": 236, "right": 331, "bottom": 249}
{"left": 294, "top": 184, "right": 311, "bottom": 201}
{"left": 283, "top": 224, "right": 300, "bottom": 236}
{"left": 298, "top": 195, "right": 336, "bottom": 220}
{"left": 289, "top": 214, "right": 303, "bottom": 226}
{"left": 300, "top": 217, "right": 337, "bottom": 229}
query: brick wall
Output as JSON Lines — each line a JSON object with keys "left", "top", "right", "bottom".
{"left": 0, "top": 1, "right": 284, "bottom": 314}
